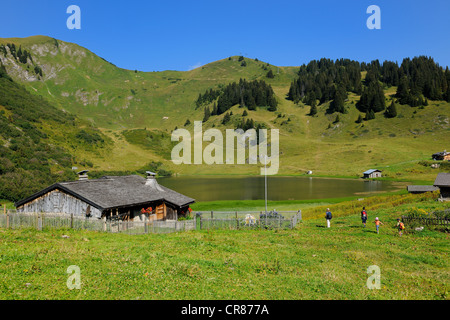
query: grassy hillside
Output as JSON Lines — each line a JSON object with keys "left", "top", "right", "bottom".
{"left": 0, "top": 61, "right": 111, "bottom": 201}
{"left": 0, "top": 36, "right": 449, "bottom": 184}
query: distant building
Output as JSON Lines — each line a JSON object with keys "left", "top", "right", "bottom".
{"left": 15, "top": 172, "right": 195, "bottom": 220}
{"left": 407, "top": 185, "right": 439, "bottom": 194}
{"left": 363, "top": 169, "right": 382, "bottom": 179}
{"left": 432, "top": 150, "right": 450, "bottom": 161}
{"left": 434, "top": 172, "right": 450, "bottom": 200}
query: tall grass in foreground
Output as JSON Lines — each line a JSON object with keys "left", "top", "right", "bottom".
{"left": 0, "top": 196, "right": 448, "bottom": 300}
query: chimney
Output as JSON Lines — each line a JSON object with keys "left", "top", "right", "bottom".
{"left": 145, "top": 171, "right": 163, "bottom": 191}
{"left": 77, "top": 170, "right": 89, "bottom": 181}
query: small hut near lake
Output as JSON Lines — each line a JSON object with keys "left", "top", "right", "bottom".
{"left": 14, "top": 172, "right": 195, "bottom": 221}
{"left": 363, "top": 169, "right": 382, "bottom": 179}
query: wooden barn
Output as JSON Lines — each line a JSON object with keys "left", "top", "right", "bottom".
{"left": 431, "top": 150, "right": 450, "bottom": 161}
{"left": 14, "top": 172, "right": 195, "bottom": 221}
{"left": 434, "top": 172, "right": 450, "bottom": 200}
{"left": 363, "top": 169, "right": 382, "bottom": 179}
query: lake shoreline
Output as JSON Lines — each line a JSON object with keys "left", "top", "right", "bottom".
{"left": 167, "top": 172, "right": 433, "bottom": 185}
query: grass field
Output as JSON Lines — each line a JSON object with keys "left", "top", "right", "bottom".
{"left": 0, "top": 196, "right": 448, "bottom": 300}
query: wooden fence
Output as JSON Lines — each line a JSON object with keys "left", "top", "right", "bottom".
{"left": 401, "top": 216, "right": 450, "bottom": 226}
{"left": 0, "top": 211, "right": 196, "bottom": 235}
{"left": 0, "top": 210, "right": 302, "bottom": 233}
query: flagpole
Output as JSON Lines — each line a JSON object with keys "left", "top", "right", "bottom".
{"left": 265, "top": 155, "right": 268, "bottom": 215}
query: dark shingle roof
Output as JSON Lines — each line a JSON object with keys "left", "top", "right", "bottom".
{"left": 363, "top": 169, "right": 381, "bottom": 175}
{"left": 434, "top": 173, "right": 450, "bottom": 187}
{"left": 15, "top": 175, "right": 195, "bottom": 210}
{"left": 407, "top": 185, "right": 439, "bottom": 192}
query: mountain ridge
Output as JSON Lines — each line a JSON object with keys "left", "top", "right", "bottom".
{"left": 0, "top": 35, "right": 449, "bottom": 189}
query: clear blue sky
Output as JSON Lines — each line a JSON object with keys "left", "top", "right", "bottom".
{"left": 1, "top": 0, "right": 449, "bottom": 71}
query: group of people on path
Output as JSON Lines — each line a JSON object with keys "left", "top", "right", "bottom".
{"left": 325, "top": 207, "right": 405, "bottom": 236}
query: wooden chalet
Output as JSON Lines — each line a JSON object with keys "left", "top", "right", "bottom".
{"left": 14, "top": 171, "right": 195, "bottom": 221}
{"left": 363, "top": 169, "right": 382, "bottom": 179}
{"left": 434, "top": 172, "right": 450, "bottom": 200}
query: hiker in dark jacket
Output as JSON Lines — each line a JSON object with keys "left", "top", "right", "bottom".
{"left": 361, "top": 207, "right": 368, "bottom": 227}
{"left": 325, "top": 208, "right": 332, "bottom": 228}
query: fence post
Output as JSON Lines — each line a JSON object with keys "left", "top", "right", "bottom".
{"left": 259, "top": 211, "right": 262, "bottom": 229}
{"left": 235, "top": 211, "right": 238, "bottom": 230}
{"left": 38, "top": 213, "right": 42, "bottom": 231}
{"left": 6, "top": 210, "right": 9, "bottom": 229}
{"left": 70, "top": 213, "right": 74, "bottom": 229}
{"left": 144, "top": 216, "right": 148, "bottom": 234}
{"left": 265, "top": 210, "right": 267, "bottom": 226}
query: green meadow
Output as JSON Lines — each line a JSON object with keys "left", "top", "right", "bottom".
{"left": 0, "top": 194, "right": 448, "bottom": 300}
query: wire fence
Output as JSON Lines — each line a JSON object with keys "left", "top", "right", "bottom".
{"left": 0, "top": 211, "right": 196, "bottom": 235}
{"left": 401, "top": 209, "right": 450, "bottom": 227}
{"left": 0, "top": 210, "right": 302, "bottom": 234}
{"left": 401, "top": 216, "right": 450, "bottom": 226}
{"left": 194, "top": 210, "right": 302, "bottom": 230}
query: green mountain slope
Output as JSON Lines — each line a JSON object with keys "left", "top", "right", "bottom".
{"left": 0, "top": 36, "right": 297, "bottom": 129}
{"left": 0, "top": 62, "right": 112, "bottom": 201}
{"left": 0, "top": 36, "right": 449, "bottom": 184}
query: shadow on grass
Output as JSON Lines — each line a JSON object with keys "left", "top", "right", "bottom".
{"left": 362, "top": 229, "right": 378, "bottom": 234}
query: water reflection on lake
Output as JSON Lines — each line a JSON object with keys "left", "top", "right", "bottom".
{"left": 158, "top": 176, "right": 403, "bottom": 202}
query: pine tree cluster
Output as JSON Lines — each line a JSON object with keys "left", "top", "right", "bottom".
{"left": 288, "top": 56, "right": 450, "bottom": 117}
{"left": 196, "top": 79, "right": 278, "bottom": 116}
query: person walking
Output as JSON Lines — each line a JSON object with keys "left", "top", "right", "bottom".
{"left": 374, "top": 217, "right": 383, "bottom": 234}
{"left": 325, "top": 208, "right": 332, "bottom": 228}
{"left": 396, "top": 218, "right": 405, "bottom": 237}
{"left": 361, "top": 207, "right": 368, "bottom": 228}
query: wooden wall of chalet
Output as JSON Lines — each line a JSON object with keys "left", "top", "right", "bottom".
{"left": 16, "top": 189, "right": 102, "bottom": 218}
{"left": 130, "top": 202, "right": 179, "bottom": 221}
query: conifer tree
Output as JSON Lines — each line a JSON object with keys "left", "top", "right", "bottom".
{"left": 222, "top": 112, "right": 231, "bottom": 124}
{"left": 385, "top": 101, "right": 397, "bottom": 118}
{"left": 309, "top": 104, "right": 317, "bottom": 116}
{"left": 203, "top": 107, "right": 211, "bottom": 122}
